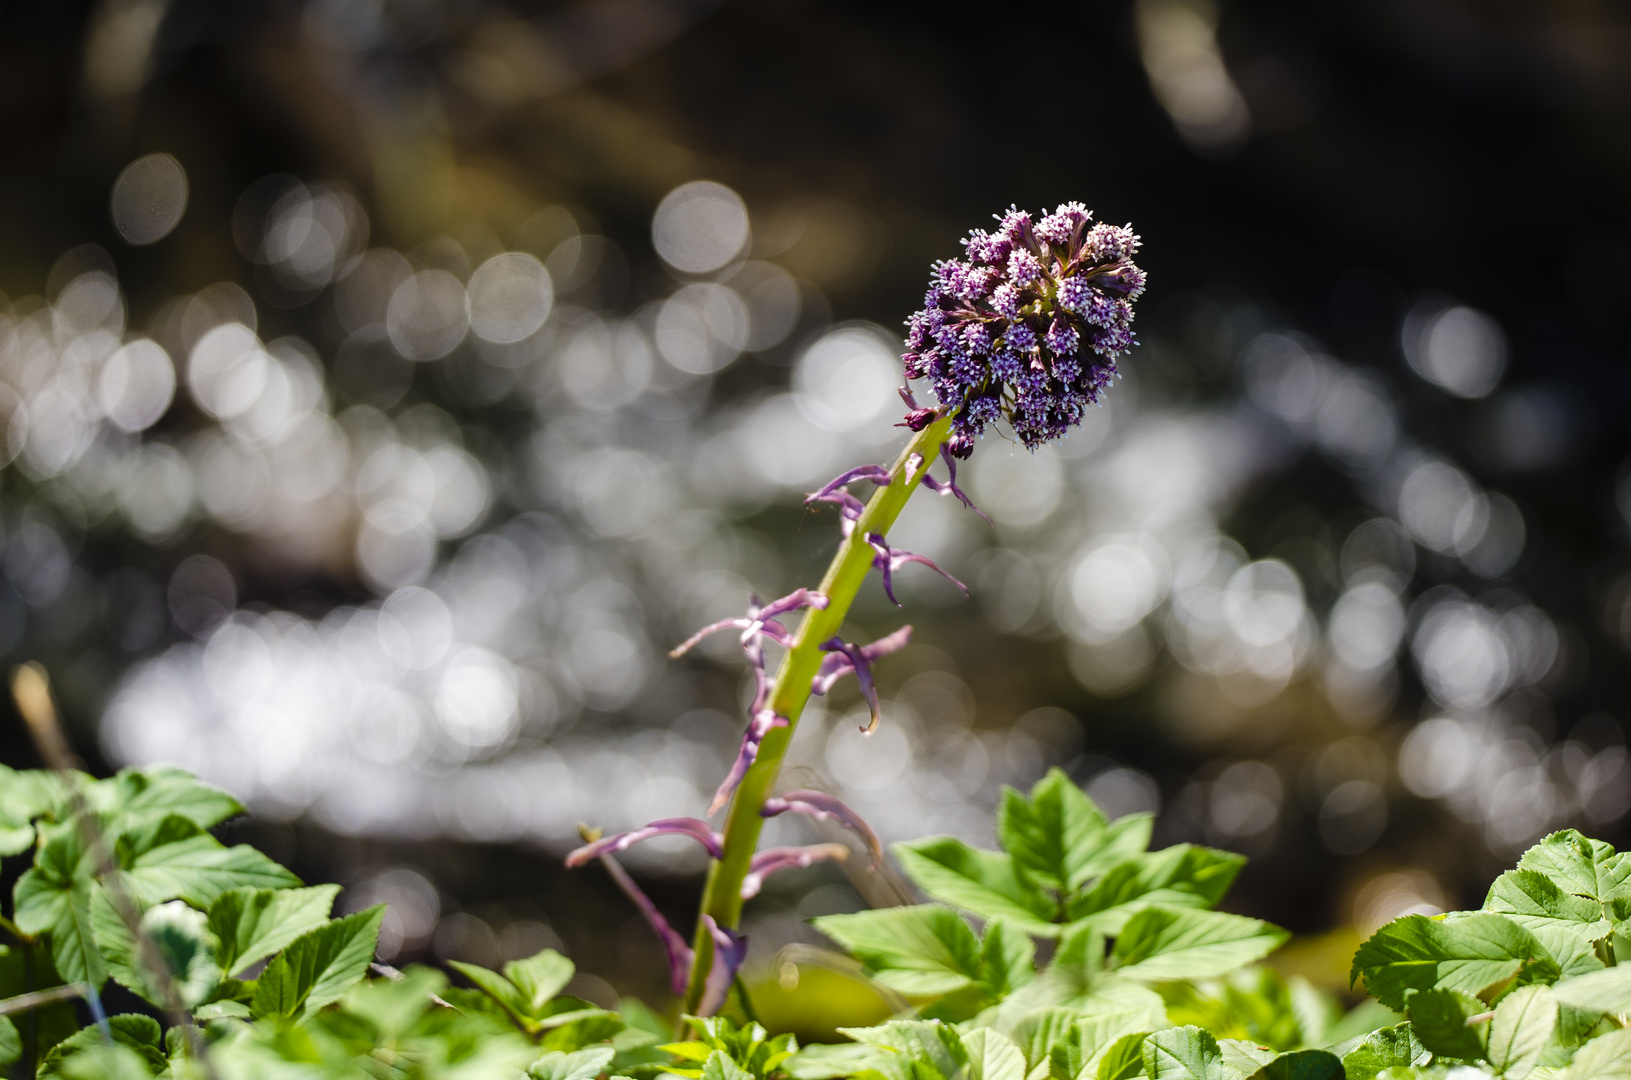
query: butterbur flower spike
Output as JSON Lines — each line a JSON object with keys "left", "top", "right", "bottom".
{"left": 697, "top": 916, "right": 748, "bottom": 1017}
{"left": 565, "top": 817, "right": 724, "bottom": 867}
{"left": 740, "top": 844, "right": 850, "bottom": 900}
{"left": 762, "top": 789, "right": 883, "bottom": 869}
{"left": 709, "top": 709, "right": 789, "bottom": 816}
{"left": 597, "top": 854, "right": 694, "bottom": 996}
{"left": 812, "top": 625, "right": 914, "bottom": 733}
{"left": 902, "top": 202, "right": 1144, "bottom": 452}
{"left": 866, "top": 532, "right": 967, "bottom": 607}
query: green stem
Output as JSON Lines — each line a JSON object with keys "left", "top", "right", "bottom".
{"left": 0, "top": 914, "right": 30, "bottom": 945}
{"left": 681, "top": 413, "right": 955, "bottom": 1013}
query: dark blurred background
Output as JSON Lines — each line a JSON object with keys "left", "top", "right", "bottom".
{"left": 3, "top": 0, "right": 1631, "bottom": 1023}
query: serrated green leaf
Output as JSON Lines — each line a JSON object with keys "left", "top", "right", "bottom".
{"left": 88, "top": 767, "right": 244, "bottom": 833}
{"left": 1067, "top": 847, "right": 1247, "bottom": 933}
{"left": 91, "top": 891, "right": 219, "bottom": 1007}
{"left": 1484, "top": 871, "right": 1611, "bottom": 978}
{"left": 841, "top": 1020, "right": 968, "bottom": 1080}
{"left": 1517, "top": 832, "right": 1631, "bottom": 905}
{"left": 1016, "top": 1009, "right": 1087, "bottom": 1073}
{"left": 530, "top": 1045, "right": 617, "bottom": 1080}
{"left": 1337, "top": 1023, "right": 1429, "bottom": 1080}
{"left": 1350, "top": 914, "right": 1554, "bottom": 1011}
{"left": 1143, "top": 1026, "right": 1239, "bottom": 1080}
{"left": 963, "top": 1028, "right": 1029, "bottom": 1080}
{"left": 703, "top": 1049, "right": 755, "bottom": 1080}
{"left": 981, "top": 918, "right": 1036, "bottom": 1000}
{"left": 38, "top": 1015, "right": 166, "bottom": 1077}
{"left": 1247, "top": 1050, "right": 1344, "bottom": 1080}
{"left": 207, "top": 884, "right": 340, "bottom": 976}
{"left": 114, "top": 814, "right": 301, "bottom": 908}
{"left": 1098, "top": 1033, "right": 1151, "bottom": 1080}
{"left": 505, "top": 948, "right": 576, "bottom": 1015}
{"left": 1111, "top": 906, "right": 1290, "bottom": 982}
{"left": 1487, "top": 985, "right": 1556, "bottom": 1080}
{"left": 1219, "top": 1042, "right": 1277, "bottom": 1075}
{"left": 894, "top": 838, "right": 1059, "bottom": 932}
{"left": 1556, "top": 1026, "right": 1631, "bottom": 1080}
{"left": 0, "top": 1015, "right": 18, "bottom": 1067}
{"left": 998, "top": 770, "right": 1115, "bottom": 894}
{"left": 1037, "top": 1011, "right": 1159, "bottom": 1080}
{"left": 250, "top": 905, "right": 385, "bottom": 1019}
{"left": 13, "top": 827, "right": 104, "bottom": 987}
{"left": 814, "top": 905, "right": 984, "bottom": 998}
{"left": 1406, "top": 988, "right": 1488, "bottom": 1061}
{"left": 1550, "top": 966, "right": 1631, "bottom": 1021}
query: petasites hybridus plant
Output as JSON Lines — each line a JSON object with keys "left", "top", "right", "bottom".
{"left": 564, "top": 205, "right": 1147, "bottom": 1014}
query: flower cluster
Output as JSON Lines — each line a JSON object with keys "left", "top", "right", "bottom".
{"left": 902, "top": 203, "right": 1146, "bottom": 454}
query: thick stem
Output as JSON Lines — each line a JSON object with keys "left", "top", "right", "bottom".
{"left": 681, "top": 414, "right": 954, "bottom": 1013}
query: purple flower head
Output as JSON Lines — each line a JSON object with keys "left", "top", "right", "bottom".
{"left": 740, "top": 844, "right": 850, "bottom": 900}
{"left": 565, "top": 817, "right": 724, "bottom": 867}
{"left": 898, "top": 203, "right": 1145, "bottom": 452}
{"left": 1045, "top": 316, "right": 1079, "bottom": 355}
{"left": 866, "top": 532, "right": 968, "bottom": 607}
{"left": 762, "top": 789, "right": 883, "bottom": 869}
{"left": 811, "top": 625, "right": 914, "bottom": 733}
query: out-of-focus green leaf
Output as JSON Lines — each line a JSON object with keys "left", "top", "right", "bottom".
{"left": 1550, "top": 966, "right": 1631, "bottom": 1020}
{"left": 0, "top": 1015, "right": 18, "bottom": 1067}
{"left": 1405, "top": 988, "right": 1488, "bottom": 1061}
{"left": 38, "top": 1015, "right": 166, "bottom": 1077}
{"left": 1335, "top": 1023, "right": 1429, "bottom": 1080}
{"left": 530, "top": 1045, "right": 617, "bottom": 1080}
{"left": 1486, "top": 985, "right": 1557, "bottom": 1080}
{"left": 1096, "top": 1033, "right": 1150, "bottom": 1080}
{"left": 1556, "top": 1026, "right": 1631, "bottom": 1080}
{"left": 1111, "top": 907, "right": 1289, "bottom": 982}
{"left": 894, "top": 838, "right": 1057, "bottom": 933}
{"left": 1067, "top": 847, "right": 1246, "bottom": 933}
{"left": 814, "top": 905, "right": 984, "bottom": 998}
{"left": 962, "top": 1028, "right": 1028, "bottom": 1080}
{"left": 1245, "top": 1050, "right": 1344, "bottom": 1080}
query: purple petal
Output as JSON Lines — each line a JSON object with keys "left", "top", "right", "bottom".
{"left": 918, "top": 445, "right": 991, "bottom": 522}
{"left": 697, "top": 916, "right": 748, "bottom": 1017}
{"left": 809, "top": 651, "right": 854, "bottom": 698}
{"left": 762, "top": 790, "right": 883, "bottom": 869}
{"left": 807, "top": 465, "right": 891, "bottom": 505}
{"left": 708, "top": 710, "right": 789, "bottom": 816}
{"left": 865, "top": 533, "right": 903, "bottom": 606}
{"left": 820, "top": 637, "right": 882, "bottom": 733}
{"left": 740, "top": 844, "right": 850, "bottom": 900}
{"left": 598, "top": 855, "right": 693, "bottom": 995}
{"left": 859, "top": 624, "right": 914, "bottom": 662}
{"left": 565, "top": 817, "right": 724, "bottom": 867}
{"left": 669, "top": 617, "right": 754, "bottom": 659}
{"left": 898, "top": 386, "right": 921, "bottom": 410}
{"left": 808, "top": 490, "right": 865, "bottom": 538}
{"left": 755, "top": 587, "right": 830, "bottom": 622}
{"left": 808, "top": 625, "right": 914, "bottom": 715}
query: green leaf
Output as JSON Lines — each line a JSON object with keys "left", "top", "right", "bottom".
{"left": 1556, "top": 1026, "right": 1631, "bottom": 1080}
{"left": 250, "top": 905, "right": 385, "bottom": 1019}
{"left": 38, "top": 1015, "right": 167, "bottom": 1077}
{"left": 0, "top": 819, "right": 32, "bottom": 858}
{"left": 814, "top": 905, "right": 984, "bottom": 998}
{"left": 0, "top": 1015, "right": 18, "bottom": 1067}
{"left": 999, "top": 769, "right": 1133, "bottom": 895}
{"left": 1015, "top": 1008, "right": 1085, "bottom": 1074}
{"left": 1484, "top": 871, "right": 1612, "bottom": 977}
{"left": 841, "top": 1021, "right": 968, "bottom": 1080}
{"left": 962, "top": 1028, "right": 1028, "bottom": 1080}
{"left": 1039, "top": 1011, "right": 1160, "bottom": 1080}
{"left": 1111, "top": 906, "right": 1290, "bottom": 982}
{"left": 530, "top": 1046, "right": 617, "bottom": 1080}
{"left": 1067, "top": 847, "right": 1248, "bottom": 933}
{"left": 1337, "top": 1024, "right": 1429, "bottom": 1080}
{"left": 1405, "top": 988, "right": 1488, "bottom": 1062}
{"left": 980, "top": 918, "right": 1036, "bottom": 1000}
{"left": 207, "top": 884, "right": 340, "bottom": 976}
{"left": 114, "top": 815, "right": 301, "bottom": 908}
{"left": 13, "top": 827, "right": 104, "bottom": 987}
{"left": 1350, "top": 914, "right": 1554, "bottom": 1012}
{"left": 1550, "top": 966, "right": 1631, "bottom": 1021}
{"left": 1517, "top": 832, "right": 1631, "bottom": 905}
{"left": 55, "top": 1045, "right": 158, "bottom": 1080}
{"left": 88, "top": 767, "right": 244, "bottom": 833}
{"left": 91, "top": 892, "right": 220, "bottom": 1007}
{"left": 505, "top": 948, "right": 577, "bottom": 1016}
{"left": 1218, "top": 1041, "right": 1277, "bottom": 1075}
{"left": 1143, "top": 1026, "right": 1239, "bottom": 1080}
{"left": 1486, "top": 985, "right": 1556, "bottom": 1080}
{"left": 1246, "top": 1050, "right": 1344, "bottom": 1080}
{"left": 1098, "top": 1033, "right": 1151, "bottom": 1080}
{"left": 702, "top": 1049, "right": 755, "bottom": 1080}
{"left": 0, "top": 764, "right": 70, "bottom": 823}
{"left": 894, "top": 838, "right": 1059, "bottom": 932}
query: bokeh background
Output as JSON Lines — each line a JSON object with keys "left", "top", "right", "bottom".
{"left": 3, "top": 0, "right": 1631, "bottom": 1025}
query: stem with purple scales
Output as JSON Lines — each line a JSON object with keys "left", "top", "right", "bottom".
{"left": 680, "top": 412, "right": 955, "bottom": 1013}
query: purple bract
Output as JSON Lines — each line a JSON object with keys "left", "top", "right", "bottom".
{"left": 902, "top": 203, "right": 1145, "bottom": 453}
